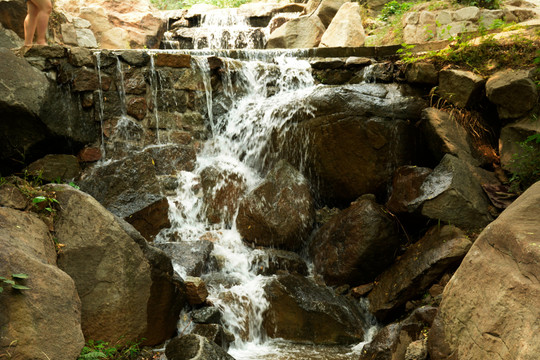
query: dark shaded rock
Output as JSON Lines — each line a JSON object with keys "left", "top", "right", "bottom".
{"left": 420, "top": 107, "right": 479, "bottom": 165}
{"left": 360, "top": 306, "right": 437, "bottom": 360}
{"left": 410, "top": 154, "right": 493, "bottom": 229}
{"left": 351, "top": 283, "right": 374, "bottom": 298}
{"left": 428, "top": 181, "right": 540, "bottom": 360}
{"left": 0, "top": 22, "right": 23, "bottom": 49}
{"left": 313, "top": 68, "right": 354, "bottom": 85}
{"left": 72, "top": 66, "right": 111, "bottom": 92}
{"left": 263, "top": 274, "right": 368, "bottom": 344}
{"left": 251, "top": 248, "right": 308, "bottom": 276}
{"left": 119, "top": 50, "right": 151, "bottom": 66}
{"left": 124, "top": 67, "right": 148, "bottom": 95}
{"left": 0, "top": 207, "right": 85, "bottom": 359}
{"left": 23, "top": 44, "right": 66, "bottom": 58}
{"left": 68, "top": 47, "right": 94, "bottom": 67}
{"left": 499, "top": 116, "right": 540, "bottom": 170}
{"left": 154, "top": 240, "right": 214, "bottom": 277}
{"left": 280, "top": 83, "right": 425, "bottom": 205}
{"left": 78, "top": 147, "right": 102, "bottom": 162}
{"left": 191, "top": 306, "right": 222, "bottom": 324}
{"left": 79, "top": 151, "right": 163, "bottom": 218}
{"left": 310, "top": 198, "right": 401, "bottom": 286}
{"left": 25, "top": 154, "right": 80, "bottom": 182}
{"left": 486, "top": 69, "right": 538, "bottom": 119}
{"left": 363, "top": 62, "right": 394, "bottom": 82}
{"left": 200, "top": 165, "right": 247, "bottom": 226}
{"left": 386, "top": 166, "right": 433, "bottom": 214}
{"left": 405, "top": 62, "right": 438, "bottom": 85}
{"left": 236, "top": 160, "right": 315, "bottom": 251}
{"left": 143, "top": 144, "right": 196, "bottom": 175}
{"left": 125, "top": 197, "right": 170, "bottom": 242}
{"left": 345, "top": 56, "right": 372, "bottom": 68}
{"left": 192, "top": 324, "right": 234, "bottom": 349}
{"left": 0, "top": 0, "right": 26, "bottom": 38}
{"left": 165, "top": 334, "right": 235, "bottom": 360}
{"left": 368, "top": 225, "right": 471, "bottom": 321}
{"left": 437, "top": 69, "right": 485, "bottom": 108}
{"left": 0, "top": 183, "right": 28, "bottom": 209}
{"left": 310, "top": 57, "right": 345, "bottom": 70}
{"left": 405, "top": 339, "right": 428, "bottom": 360}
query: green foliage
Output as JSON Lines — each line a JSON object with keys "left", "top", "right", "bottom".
{"left": 151, "top": 0, "right": 251, "bottom": 10}
{"left": 32, "top": 195, "right": 60, "bottom": 214}
{"left": 379, "top": 1, "right": 414, "bottom": 21}
{"left": 509, "top": 133, "right": 540, "bottom": 193}
{"left": 0, "top": 273, "right": 30, "bottom": 293}
{"left": 69, "top": 181, "right": 81, "bottom": 190}
{"left": 78, "top": 339, "right": 144, "bottom": 360}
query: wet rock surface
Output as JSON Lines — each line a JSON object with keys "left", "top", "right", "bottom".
{"left": 263, "top": 274, "right": 368, "bottom": 345}
{"left": 165, "top": 334, "right": 235, "bottom": 360}
{"left": 310, "top": 197, "right": 401, "bottom": 286}
{"left": 155, "top": 240, "right": 214, "bottom": 277}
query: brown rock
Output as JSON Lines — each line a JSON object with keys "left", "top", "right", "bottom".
{"left": 127, "top": 97, "right": 148, "bottom": 120}
{"left": 125, "top": 197, "right": 170, "bottom": 242}
{"left": 266, "top": 15, "right": 325, "bottom": 49}
{"left": 78, "top": 147, "right": 102, "bottom": 162}
{"left": 72, "top": 66, "right": 111, "bottom": 92}
{"left": 437, "top": 69, "right": 485, "bottom": 108}
{"left": 263, "top": 274, "right": 368, "bottom": 345}
{"left": 310, "top": 197, "right": 401, "bottom": 286}
{"left": 351, "top": 283, "right": 374, "bottom": 298}
{"left": 0, "top": 0, "right": 27, "bottom": 38}
{"left": 26, "top": 154, "right": 81, "bottom": 182}
{"left": 236, "top": 160, "right": 315, "bottom": 251}
{"left": 124, "top": 68, "right": 147, "bottom": 95}
{"left": 185, "top": 276, "right": 208, "bottom": 305}
{"left": 0, "top": 183, "right": 28, "bottom": 210}
{"left": 428, "top": 181, "right": 540, "bottom": 360}
{"left": 386, "top": 165, "right": 433, "bottom": 214}
{"left": 367, "top": 225, "right": 471, "bottom": 321}
{"left": 0, "top": 207, "right": 85, "bottom": 359}
{"left": 154, "top": 53, "right": 191, "bottom": 68}
{"left": 81, "top": 92, "right": 94, "bottom": 108}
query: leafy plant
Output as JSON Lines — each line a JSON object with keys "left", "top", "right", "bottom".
{"left": 378, "top": 1, "right": 413, "bottom": 21}
{"left": 78, "top": 339, "right": 144, "bottom": 360}
{"left": 0, "top": 273, "right": 30, "bottom": 293}
{"left": 455, "top": 0, "right": 500, "bottom": 9}
{"left": 32, "top": 195, "right": 59, "bottom": 214}
{"left": 508, "top": 134, "right": 540, "bottom": 193}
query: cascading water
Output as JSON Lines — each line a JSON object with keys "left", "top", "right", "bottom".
{"left": 152, "top": 53, "right": 377, "bottom": 359}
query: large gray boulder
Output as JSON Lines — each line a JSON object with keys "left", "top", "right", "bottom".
{"left": 310, "top": 197, "right": 401, "bottom": 286}
{"left": 0, "top": 22, "right": 22, "bottom": 49}
{"left": 266, "top": 15, "right": 325, "bottom": 49}
{"left": 304, "top": 0, "right": 348, "bottom": 28}
{"left": 437, "top": 69, "right": 485, "bottom": 108}
{"left": 486, "top": 69, "right": 538, "bottom": 119}
{"left": 0, "top": 207, "right": 85, "bottom": 359}
{"left": 410, "top": 154, "right": 493, "bottom": 229}
{"left": 368, "top": 225, "right": 472, "bottom": 321}
{"left": 428, "top": 181, "right": 540, "bottom": 360}
{"left": 319, "top": 2, "right": 366, "bottom": 47}
{"left": 263, "top": 274, "right": 369, "bottom": 344}
{"left": 280, "top": 83, "right": 425, "bottom": 205}
{"left": 53, "top": 184, "right": 183, "bottom": 346}
{"left": 236, "top": 160, "right": 315, "bottom": 251}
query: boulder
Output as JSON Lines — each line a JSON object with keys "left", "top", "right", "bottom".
{"left": 185, "top": 276, "right": 208, "bottom": 305}
{"left": 263, "top": 274, "right": 369, "bottom": 344}
{"left": 280, "top": 83, "right": 425, "bottom": 204}
{"left": 0, "top": 207, "right": 85, "bottom": 359}
{"left": 0, "top": 183, "right": 28, "bottom": 210}
{"left": 266, "top": 15, "right": 325, "bottom": 49}
{"left": 428, "top": 181, "right": 540, "bottom": 360}
{"left": 165, "top": 334, "right": 235, "bottom": 360}
{"left": 305, "top": 0, "right": 348, "bottom": 28}
{"left": 405, "top": 62, "right": 438, "bottom": 85}
{"left": 191, "top": 324, "right": 234, "bottom": 349}
{"left": 53, "top": 184, "right": 183, "bottom": 345}
{"left": 143, "top": 144, "right": 196, "bottom": 175}
{"left": 79, "top": 151, "right": 164, "bottom": 218}
{"left": 200, "top": 165, "right": 247, "bottom": 226}
{"left": 251, "top": 248, "right": 308, "bottom": 276}
{"left": 310, "top": 197, "right": 401, "bottom": 286}
{"left": 406, "top": 339, "right": 428, "bottom": 360}
{"left": 360, "top": 307, "right": 436, "bottom": 360}
{"left": 437, "top": 69, "right": 485, "bottom": 108}
{"left": 236, "top": 160, "right": 315, "bottom": 251}
{"left": 25, "top": 154, "right": 81, "bottom": 182}
{"left": 386, "top": 166, "right": 433, "bottom": 214}
{"left": 154, "top": 240, "right": 214, "bottom": 278}
{"left": 0, "top": 22, "right": 23, "bottom": 49}
{"left": 420, "top": 107, "right": 479, "bottom": 165}
{"left": 319, "top": 2, "right": 366, "bottom": 47}
{"left": 485, "top": 69, "right": 538, "bottom": 119}
{"left": 367, "top": 225, "right": 472, "bottom": 321}
{"left": 0, "top": 0, "right": 26, "bottom": 38}
{"left": 499, "top": 116, "right": 540, "bottom": 170}
{"left": 125, "top": 197, "right": 170, "bottom": 241}
{"left": 410, "top": 154, "right": 493, "bottom": 229}
{"left": 191, "top": 307, "right": 222, "bottom": 325}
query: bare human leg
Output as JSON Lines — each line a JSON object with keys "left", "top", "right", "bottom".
{"left": 24, "top": 0, "right": 52, "bottom": 46}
